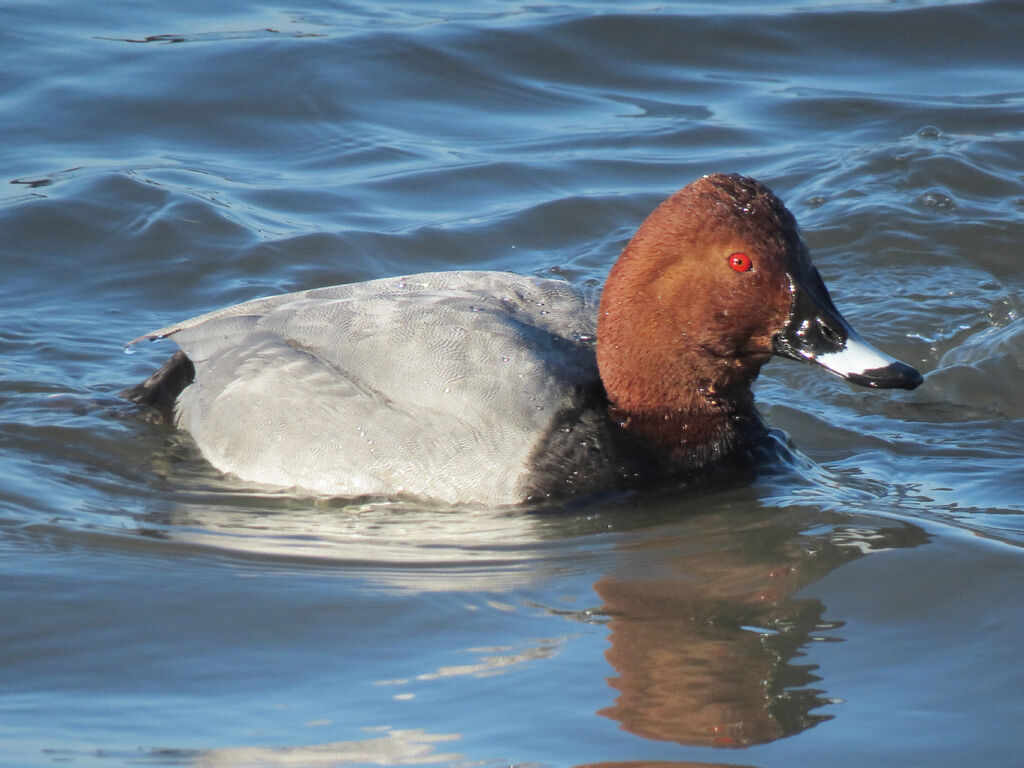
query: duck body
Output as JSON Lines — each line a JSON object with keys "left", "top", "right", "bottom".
{"left": 132, "top": 271, "right": 642, "bottom": 504}
{"left": 125, "top": 174, "right": 922, "bottom": 505}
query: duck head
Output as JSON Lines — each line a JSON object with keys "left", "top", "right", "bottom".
{"left": 596, "top": 173, "right": 921, "bottom": 462}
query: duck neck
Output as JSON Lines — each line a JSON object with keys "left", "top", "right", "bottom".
{"left": 607, "top": 384, "right": 760, "bottom": 470}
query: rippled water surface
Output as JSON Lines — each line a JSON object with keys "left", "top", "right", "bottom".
{"left": 3, "top": 1, "right": 1024, "bottom": 766}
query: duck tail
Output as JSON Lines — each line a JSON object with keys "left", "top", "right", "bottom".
{"left": 120, "top": 350, "right": 195, "bottom": 425}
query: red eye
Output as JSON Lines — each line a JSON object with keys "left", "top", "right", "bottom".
{"left": 728, "top": 252, "right": 752, "bottom": 272}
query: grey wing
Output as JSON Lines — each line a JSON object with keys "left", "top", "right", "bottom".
{"left": 152, "top": 272, "right": 600, "bottom": 504}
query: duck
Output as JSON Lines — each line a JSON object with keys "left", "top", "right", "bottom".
{"left": 123, "top": 173, "right": 922, "bottom": 505}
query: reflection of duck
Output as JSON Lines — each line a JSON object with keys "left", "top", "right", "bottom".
{"left": 125, "top": 174, "right": 920, "bottom": 504}
{"left": 594, "top": 510, "right": 928, "bottom": 748}
{"left": 129, "top": 488, "right": 929, "bottom": 757}
{"left": 142, "top": 497, "right": 562, "bottom": 592}
{"left": 179, "top": 728, "right": 463, "bottom": 766}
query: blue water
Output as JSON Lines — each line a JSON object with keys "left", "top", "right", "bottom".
{"left": 3, "top": 1, "right": 1024, "bottom": 766}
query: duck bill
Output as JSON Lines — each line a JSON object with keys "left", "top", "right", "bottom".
{"left": 772, "top": 270, "right": 923, "bottom": 390}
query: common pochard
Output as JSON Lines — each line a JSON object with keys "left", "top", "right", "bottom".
{"left": 125, "top": 174, "right": 922, "bottom": 504}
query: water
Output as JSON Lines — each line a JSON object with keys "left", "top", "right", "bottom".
{"left": 3, "top": 0, "right": 1024, "bottom": 765}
